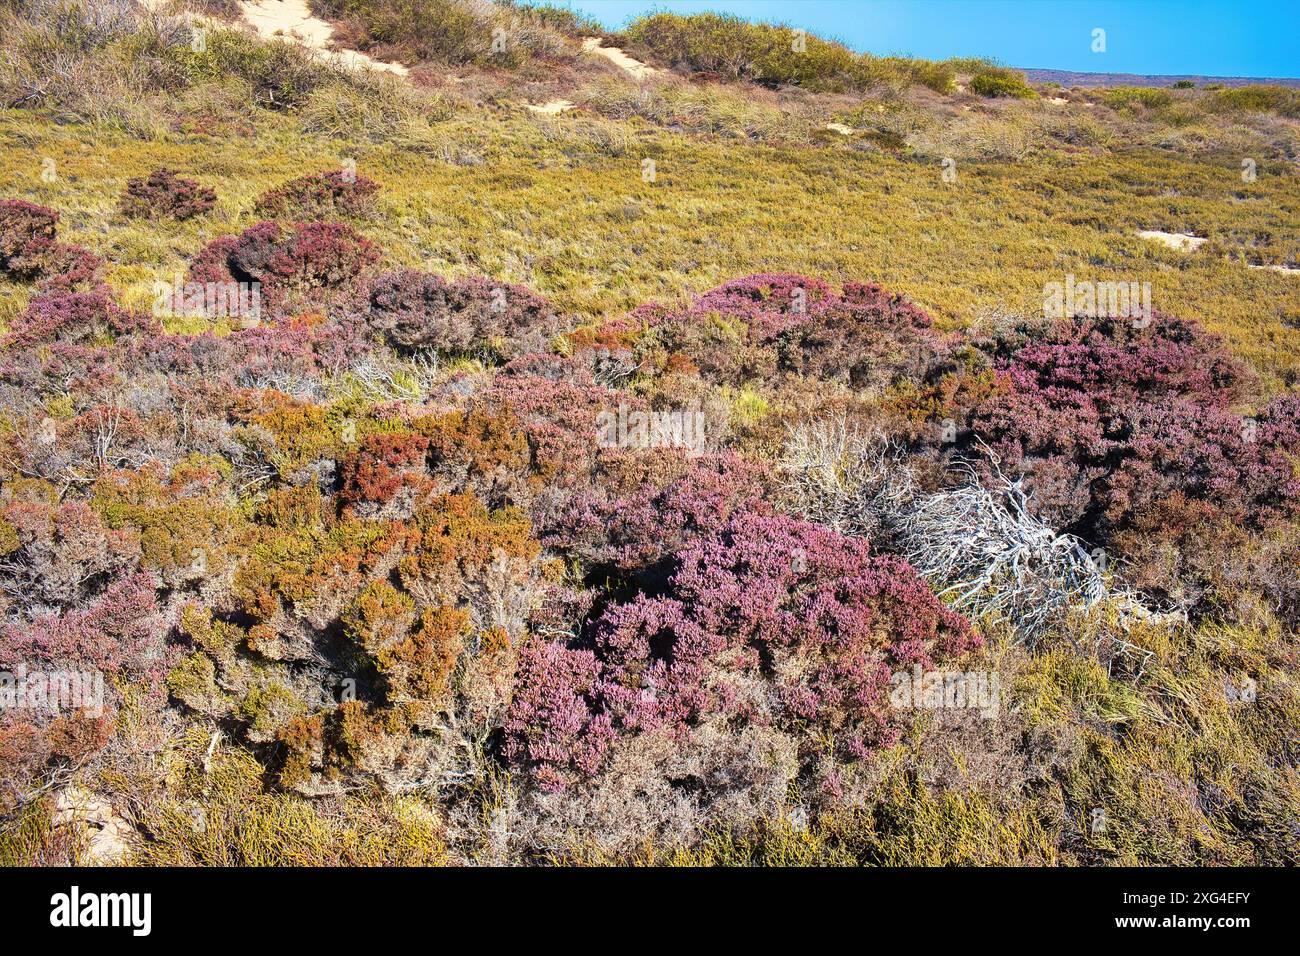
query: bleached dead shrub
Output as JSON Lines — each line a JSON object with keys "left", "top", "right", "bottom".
{"left": 776, "top": 414, "right": 914, "bottom": 538}
{"left": 902, "top": 463, "right": 1115, "bottom": 641}
{"left": 779, "top": 418, "right": 1175, "bottom": 645}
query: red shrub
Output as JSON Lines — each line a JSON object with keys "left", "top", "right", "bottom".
{"left": 340, "top": 432, "right": 433, "bottom": 507}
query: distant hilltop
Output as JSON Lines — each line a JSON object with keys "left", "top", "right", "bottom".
{"left": 1021, "top": 68, "right": 1300, "bottom": 89}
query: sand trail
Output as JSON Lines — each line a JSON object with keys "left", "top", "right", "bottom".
{"left": 239, "top": 0, "right": 409, "bottom": 76}
{"left": 582, "top": 37, "right": 658, "bottom": 80}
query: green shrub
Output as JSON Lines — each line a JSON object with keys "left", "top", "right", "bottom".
{"left": 312, "top": 0, "right": 575, "bottom": 67}
{"left": 178, "top": 27, "right": 339, "bottom": 110}
{"left": 969, "top": 65, "right": 1037, "bottom": 99}
{"left": 1101, "top": 86, "right": 1174, "bottom": 112}
{"left": 620, "top": 11, "right": 950, "bottom": 93}
{"left": 1208, "top": 84, "right": 1300, "bottom": 118}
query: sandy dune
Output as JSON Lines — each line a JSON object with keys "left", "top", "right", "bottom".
{"left": 582, "top": 37, "right": 658, "bottom": 80}
{"left": 239, "top": 0, "right": 409, "bottom": 76}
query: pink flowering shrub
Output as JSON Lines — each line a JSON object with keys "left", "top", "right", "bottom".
{"left": 482, "top": 371, "right": 627, "bottom": 494}
{"left": 501, "top": 641, "right": 615, "bottom": 793}
{"left": 120, "top": 168, "right": 217, "bottom": 221}
{"left": 944, "top": 314, "right": 1298, "bottom": 539}
{"left": 0, "top": 571, "right": 164, "bottom": 676}
{"left": 32, "top": 242, "right": 104, "bottom": 294}
{"left": 642, "top": 273, "right": 953, "bottom": 390}
{"left": 188, "top": 221, "right": 380, "bottom": 318}
{"left": 367, "top": 269, "right": 557, "bottom": 359}
{"left": 544, "top": 451, "right": 772, "bottom": 578}
{"left": 3, "top": 290, "right": 157, "bottom": 350}
{"left": 254, "top": 169, "right": 380, "bottom": 220}
{"left": 692, "top": 272, "right": 836, "bottom": 338}
{"left": 506, "top": 512, "right": 976, "bottom": 789}
{"left": 774, "top": 280, "right": 951, "bottom": 391}
{"left": 0, "top": 496, "right": 140, "bottom": 612}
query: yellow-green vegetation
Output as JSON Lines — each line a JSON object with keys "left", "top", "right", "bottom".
{"left": 2, "top": 78, "right": 1297, "bottom": 381}
{"left": 618, "top": 11, "right": 955, "bottom": 93}
{"left": 133, "top": 729, "right": 450, "bottom": 866}
{"left": 969, "top": 64, "right": 1038, "bottom": 99}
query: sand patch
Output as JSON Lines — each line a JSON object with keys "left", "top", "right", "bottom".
{"left": 825, "top": 122, "right": 856, "bottom": 135}
{"left": 239, "top": 0, "right": 409, "bottom": 76}
{"left": 582, "top": 37, "right": 658, "bottom": 80}
{"left": 53, "top": 787, "right": 135, "bottom": 865}
{"left": 1138, "top": 229, "right": 1208, "bottom": 252}
{"left": 1048, "top": 96, "right": 1069, "bottom": 105}
{"left": 1248, "top": 263, "right": 1300, "bottom": 276}
{"left": 526, "top": 99, "right": 576, "bottom": 115}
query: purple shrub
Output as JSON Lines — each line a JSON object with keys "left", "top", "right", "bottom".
{"left": 588, "top": 594, "right": 727, "bottom": 734}
{"left": 501, "top": 640, "right": 615, "bottom": 792}
{"left": 950, "top": 313, "right": 1294, "bottom": 538}
{"left": 506, "top": 511, "right": 977, "bottom": 787}
{"left": 774, "top": 279, "right": 949, "bottom": 391}
{"left": 188, "top": 221, "right": 380, "bottom": 318}
{"left": 254, "top": 169, "right": 380, "bottom": 220}
{"left": 644, "top": 273, "right": 952, "bottom": 390}
{"left": 34, "top": 242, "right": 105, "bottom": 294}
{"left": 366, "top": 269, "right": 556, "bottom": 359}
{"left": 3, "top": 290, "right": 156, "bottom": 350}
{"left": 693, "top": 272, "right": 836, "bottom": 339}
{"left": 120, "top": 168, "right": 217, "bottom": 221}
{"left": 545, "top": 451, "right": 772, "bottom": 573}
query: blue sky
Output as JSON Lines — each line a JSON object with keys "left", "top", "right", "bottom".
{"left": 561, "top": 1, "right": 1300, "bottom": 78}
